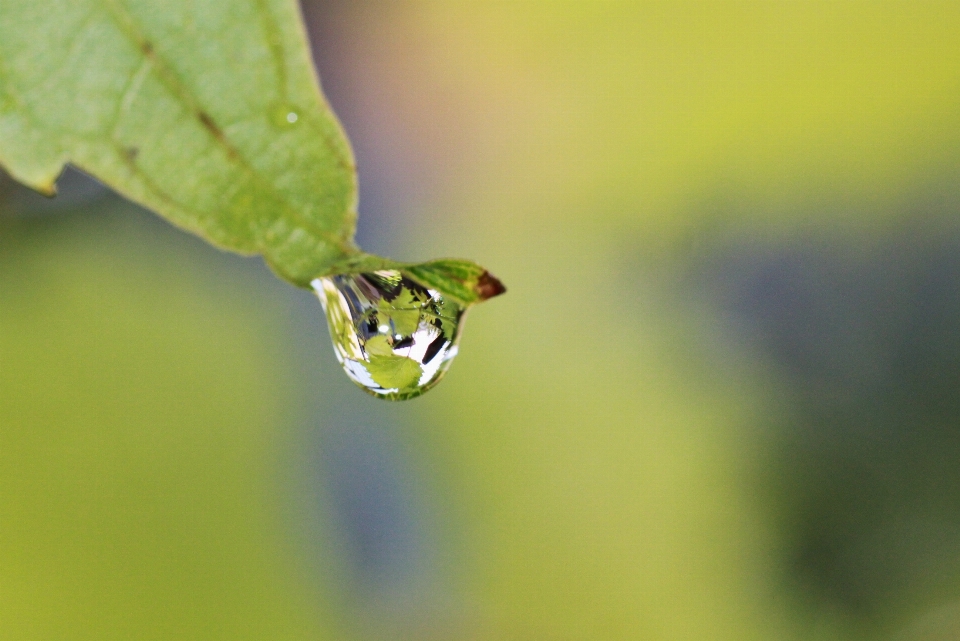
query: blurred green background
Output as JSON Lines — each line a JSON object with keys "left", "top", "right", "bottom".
{"left": 4, "top": 1, "right": 960, "bottom": 639}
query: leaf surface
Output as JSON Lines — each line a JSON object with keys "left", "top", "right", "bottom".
{"left": 364, "top": 354, "right": 424, "bottom": 391}
{"left": 0, "top": 0, "right": 506, "bottom": 302}
{"left": 0, "top": 0, "right": 357, "bottom": 284}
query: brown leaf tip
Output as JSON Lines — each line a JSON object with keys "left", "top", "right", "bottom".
{"left": 475, "top": 271, "right": 506, "bottom": 301}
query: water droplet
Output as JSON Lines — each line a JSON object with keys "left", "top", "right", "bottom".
{"left": 312, "top": 270, "right": 467, "bottom": 400}
{"left": 269, "top": 103, "right": 301, "bottom": 128}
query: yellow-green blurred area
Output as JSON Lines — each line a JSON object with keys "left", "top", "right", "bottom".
{"left": 5, "top": 1, "right": 960, "bottom": 639}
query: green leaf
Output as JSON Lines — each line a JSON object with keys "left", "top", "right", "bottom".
{"left": 0, "top": 0, "right": 356, "bottom": 285}
{"left": 364, "top": 354, "right": 423, "bottom": 391}
{"left": 0, "top": 0, "right": 506, "bottom": 300}
{"left": 320, "top": 255, "right": 507, "bottom": 306}
{"left": 376, "top": 288, "right": 422, "bottom": 335}
{"left": 362, "top": 334, "right": 394, "bottom": 357}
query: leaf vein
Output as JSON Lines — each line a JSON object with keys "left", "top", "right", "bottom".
{"left": 100, "top": 0, "right": 353, "bottom": 255}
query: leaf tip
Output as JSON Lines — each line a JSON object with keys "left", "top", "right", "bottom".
{"left": 0, "top": 158, "right": 62, "bottom": 197}
{"left": 475, "top": 270, "right": 507, "bottom": 301}
{"left": 36, "top": 182, "right": 58, "bottom": 197}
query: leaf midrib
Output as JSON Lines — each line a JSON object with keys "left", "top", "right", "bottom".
{"left": 97, "top": 0, "right": 354, "bottom": 255}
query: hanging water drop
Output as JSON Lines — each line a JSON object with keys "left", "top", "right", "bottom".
{"left": 312, "top": 270, "right": 470, "bottom": 400}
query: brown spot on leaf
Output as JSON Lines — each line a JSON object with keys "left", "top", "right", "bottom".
{"left": 475, "top": 271, "right": 506, "bottom": 300}
{"left": 125, "top": 146, "right": 139, "bottom": 162}
{"left": 198, "top": 111, "right": 220, "bottom": 136}
{"left": 197, "top": 111, "right": 238, "bottom": 159}
{"left": 140, "top": 41, "right": 154, "bottom": 56}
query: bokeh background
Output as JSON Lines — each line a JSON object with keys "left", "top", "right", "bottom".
{"left": 4, "top": 2, "right": 960, "bottom": 639}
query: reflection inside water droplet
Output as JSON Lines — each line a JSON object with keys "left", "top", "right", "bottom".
{"left": 286, "top": 111, "right": 298, "bottom": 123}
{"left": 312, "top": 271, "right": 467, "bottom": 400}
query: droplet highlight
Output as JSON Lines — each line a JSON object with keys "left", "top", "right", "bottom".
{"left": 312, "top": 270, "right": 467, "bottom": 400}
{"left": 269, "top": 103, "right": 301, "bottom": 128}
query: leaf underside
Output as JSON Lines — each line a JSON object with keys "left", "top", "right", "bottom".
{"left": 0, "top": 0, "right": 357, "bottom": 285}
{"left": 0, "top": 0, "right": 504, "bottom": 301}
